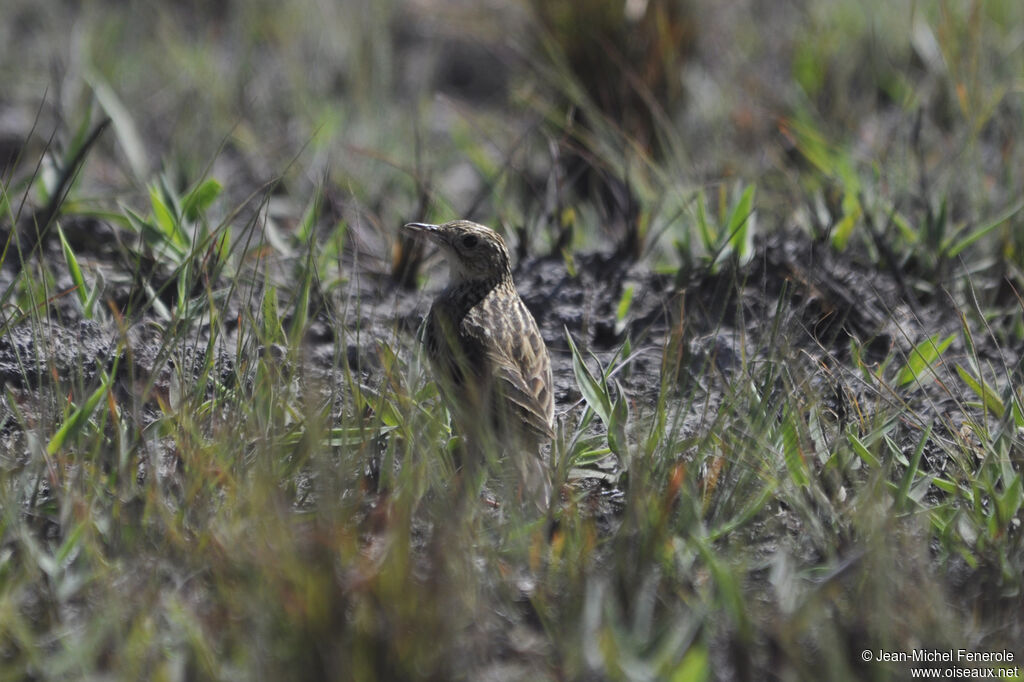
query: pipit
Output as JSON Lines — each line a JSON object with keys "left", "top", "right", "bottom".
{"left": 403, "top": 220, "right": 554, "bottom": 510}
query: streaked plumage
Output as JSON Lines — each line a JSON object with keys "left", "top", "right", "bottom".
{"left": 403, "top": 220, "right": 554, "bottom": 508}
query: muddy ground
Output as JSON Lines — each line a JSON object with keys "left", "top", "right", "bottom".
{"left": 2, "top": 212, "right": 1010, "bottom": 495}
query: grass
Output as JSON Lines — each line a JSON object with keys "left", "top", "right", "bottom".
{"left": 1, "top": 1, "right": 1023, "bottom": 680}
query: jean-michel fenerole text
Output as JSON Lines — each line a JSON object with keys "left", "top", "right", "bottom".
{"left": 873, "top": 649, "right": 1015, "bottom": 663}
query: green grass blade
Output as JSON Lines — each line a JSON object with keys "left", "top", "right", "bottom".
{"left": 288, "top": 250, "right": 314, "bottom": 347}
{"left": 1012, "top": 397, "right": 1024, "bottom": 429}
{"left": 780, "top": 406, "right": 810, "bottom": 487}
{"left": 955, "top": 365, "right": 1005, "bottom": 418}
{"left": 149, "top": 184, "right": 185, "bottom": 249}
{"left": 831, "top": 203, "right": 862, "bottom": 250}
{"left": 615, "top": 284, "right": 635, "bottom": 325}
{"left": 846, "top": 431, "right": 881, "bottom": 468}
{"left": 695, "top": 191, "right": 716, "bottom": 253}
{"left": 566, "top": 329, "right": 611, "bottom": 424}
{"left": 182, "top": 178, "right": 223, "bottom": 222}
{"left": 607, "top": 379, "right": 630, "bottom": 464}
{"left": 708, "top": 481, "right": 777, "bottom": 541}
{"left": 896, "top": 333, "right": 955, "bottom": 386}
{"left": 669, "top": 645, "right": 709, "bottom": 682}
{"left": 894, "top": 423, "right": 931, "bottom": 510}
{"left": 995, "top": 474, "right": 1023, "bottom": 531}
{"left": 725, "top": 184, "right": 756, "bottom": 262}
{"left": 57, "top": 223, "right": 89, "bottom": 311}
{"left": 85, "top": 68, "right": 149, "bottom": 178}
{"left": 947, "top": 198, "right": 1024, "bottom": 257}
{"left": 297, "top": 183, "right": 323, "bottom": 244}
{"left": 262, "top": 286, "right": 286, "bottom": 346}
{"left": 47, "top": 370, "right": 114, "bottom": 455}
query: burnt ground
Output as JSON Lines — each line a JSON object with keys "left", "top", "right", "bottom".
{"left": 2, "top": 199, "right": 1023, "bottom": 680}
{"left": 3, "top": 217, "right": 1013, "bottom": 499}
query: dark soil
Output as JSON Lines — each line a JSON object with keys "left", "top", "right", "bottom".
{"left": 3, "top": 214, "right": 1007, "bottom": 488}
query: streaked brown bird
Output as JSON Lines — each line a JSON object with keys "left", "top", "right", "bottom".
{"left": 403, "top": 220, "right": 554, "bottom": 510}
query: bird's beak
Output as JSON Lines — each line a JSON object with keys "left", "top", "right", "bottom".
{"left": 403, "top": 222, "right": 440, "bottom": 238}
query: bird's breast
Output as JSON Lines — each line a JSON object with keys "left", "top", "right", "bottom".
{"left": 425, "top": 298, "right": 484, "bottom": 387}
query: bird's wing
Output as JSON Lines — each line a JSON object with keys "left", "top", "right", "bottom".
{"left": 461, "top": 293, "right": 554, "bottom": 441}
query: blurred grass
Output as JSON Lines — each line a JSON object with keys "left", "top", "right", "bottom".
{"left": 1, "top": 0, "right": 1023, "bottom": 680}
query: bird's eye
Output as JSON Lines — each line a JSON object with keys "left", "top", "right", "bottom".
{"left": 461, "top": 235, "right": 479, "bottom": 248}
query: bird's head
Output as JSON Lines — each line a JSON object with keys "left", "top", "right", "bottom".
{"left": 402, "top": 220, "right": 512, "bottom": 285}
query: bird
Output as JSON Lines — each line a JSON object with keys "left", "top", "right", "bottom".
{"left": 402, "top": 220, "right": 554, "bottom": 511}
